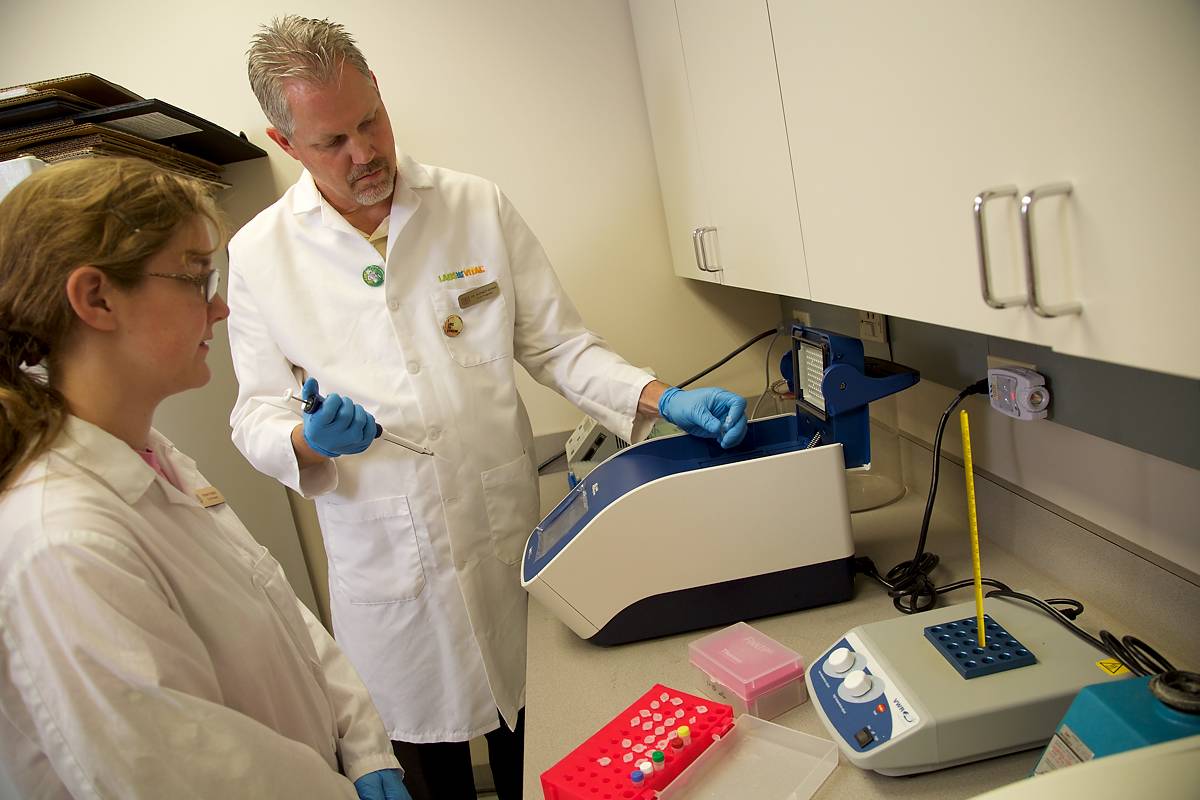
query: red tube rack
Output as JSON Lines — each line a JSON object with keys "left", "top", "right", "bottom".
{"left": 540, "top": 683, "right": 735, "bottom": 800}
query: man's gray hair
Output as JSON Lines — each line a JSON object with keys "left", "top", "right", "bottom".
{"left": 247, "top": 15, "right": 372, "bottom": 138}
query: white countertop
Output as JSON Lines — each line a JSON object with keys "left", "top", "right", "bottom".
{"left": 521, "top": 471, "right": 1177, "bottom": 799}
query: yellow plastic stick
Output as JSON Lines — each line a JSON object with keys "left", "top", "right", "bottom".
{"left": 959, "top": 409, "right": 986, "bottom": 647}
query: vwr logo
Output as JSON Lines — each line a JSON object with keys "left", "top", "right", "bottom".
{"left": 891, "top": 696, "right": 915, "bottom": 723}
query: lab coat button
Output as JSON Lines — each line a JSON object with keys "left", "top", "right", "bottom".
{"left": 407, "top": 361, "right": 420, "bottom": 374}
{"left": 389, "top": 298, "right": 400, "bottom": 311}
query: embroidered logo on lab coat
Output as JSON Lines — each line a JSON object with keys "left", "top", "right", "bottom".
{"left": 437, "top": 265, "right": 486, "bottom": 283}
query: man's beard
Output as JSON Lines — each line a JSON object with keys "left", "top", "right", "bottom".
{"left": 348, "top": 159, "right": 395, "bottom": 206}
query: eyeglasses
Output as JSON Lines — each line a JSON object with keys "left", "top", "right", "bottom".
{"left": 146, "top": 269, "right": 221, "bottom": 303}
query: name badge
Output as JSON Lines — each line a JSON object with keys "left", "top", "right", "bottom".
{"left": 195, "top": 486, "right": 226, "bottom": 508}
{"left": 458, "top": 281, "right": 500, "bottom": 309}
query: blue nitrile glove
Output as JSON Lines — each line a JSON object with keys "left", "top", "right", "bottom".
{"left": 301, "top": 377, "right": 377, "bottom": 458}
{"left": 658, "top": 386, "right": 748, "bottom": 449}
{"left": 354, "top": 768, "right": 412, "bottom": 800}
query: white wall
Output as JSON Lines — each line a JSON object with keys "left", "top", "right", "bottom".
{"left": 1, "top": 1, "right": 782, "bottom": 610}
{"left": 2, "top": 0, "right": 780, "bottom": 432}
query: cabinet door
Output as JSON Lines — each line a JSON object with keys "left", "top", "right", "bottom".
{"left": 676, "top": 0, "right": 810, "bottom": 297}
{"left": 630, "top": 0, "right": 720, "bottom": 284}
{"left": 771, "top": 1, "right": 1200, "bottom": 378}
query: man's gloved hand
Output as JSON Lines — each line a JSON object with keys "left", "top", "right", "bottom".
{"left": 301, "top": 377, "right": 377, "bottom": 458}
{"left": 658, "top": 386, "right": 748, "bottom": 449}
{"left": 353, "top": 768, "right": 412, "bottom": 800}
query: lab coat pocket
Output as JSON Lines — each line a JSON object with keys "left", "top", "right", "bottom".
{"left": 429, "top": 282, "right": 513, "bottom": 367}
{"left": 319, "top": 496, "right": 427, "bottom": 604}
{"left": 481, "top": 453, "right": 540, "bottom": 566}
{"left": 251, "top": 552, "right": 323, "bottom": 671}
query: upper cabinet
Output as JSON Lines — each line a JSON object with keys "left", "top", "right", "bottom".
{"left": 631, "top": 1, "right": 1200, "bottom": 379}
{"left": 770, "top": 0, "right": 1200, "bottom": 379}
{"left": 629, "top": 0, "right": 810, "bottom": 297}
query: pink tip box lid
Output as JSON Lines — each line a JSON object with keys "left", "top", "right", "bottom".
{"left": 688, "top": 622, "right": 805, "bottom": 702}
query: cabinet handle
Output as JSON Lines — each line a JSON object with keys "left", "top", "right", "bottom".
{"left": 691, "top": 227, "right": 708, "bottom": 272}
{"left": 973, "top": 185, "right": 1025, "bottom": 309}
{"left": 1020, "top": 182, "right": 1081, "bottom": 317}
{"left": 695, "top": 226, "right": 720, "bottom": 272}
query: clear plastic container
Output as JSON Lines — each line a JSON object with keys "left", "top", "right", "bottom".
{"left": 689, "top": 623, "right": 808, "bottom": 720}
{"left": 657, "top": 714, "right": 838, "bottom": 800}
{"left": 846, "top": 395, "right": 907, "bottom": 512}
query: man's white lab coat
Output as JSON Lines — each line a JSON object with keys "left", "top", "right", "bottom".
{"left": 226, "top": 153, "right": 654, "bottom": 742}
{"left": 0, "top": 417, "right": 398, "bottom": 799}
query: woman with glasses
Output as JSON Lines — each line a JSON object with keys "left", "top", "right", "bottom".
{"left": 0, "top": 157, "right": 410, "bottom": 799}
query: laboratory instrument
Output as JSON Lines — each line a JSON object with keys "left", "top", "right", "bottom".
{"left": 1032, "top": 670, "right": 1200, "bottom": 775}
{"left": 808, "top": 596, "right": 1129, "bottom": 775}
{"left": 275, "top": 388, "right": 433, "bottom": 456}
{"left": 689, "top": 622, "right": 808, "bottom": 720}
{"left": 987, "top": 366, "right": 1049, "bottom": 420}
{"left": 523, "top": 325, "right": 918, "bottom": 645}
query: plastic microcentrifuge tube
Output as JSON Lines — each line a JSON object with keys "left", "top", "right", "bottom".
{"left": 621, "top": 738, "right": 632, "bottom": 748}
{"left": 660, "top": 692, "right": 670, "bottom": 702}
{"left": 655, "top": 726, "right": 665, "bottom": 736}
{"left": 696, "top": 705, "right": 708, "bottom": 714}
{"left": 670, "top": 737, "right": 684, "bottom": 750}
{"left": 632, "top": 743, "right": 646, "bottom": 753}
{"left": 623, "top": 753, "right": 634, "bottom": 764}
{"left": 678, "top": 725, "right": 692, "bottom": 745}
{"left": 638, "top": 759, "right": 654, "bottom": 775}
{"left": 629, "top": 716, "right": 640, "bottom": 727}
{"left": 644, "top": 734, "right": 655, "bottom": 745}
{"left": 651, "top": 751, "right": 665, "bottom": 769}
{"left": 597, "top": 757, "right": 611, "bottom": 767}
{"left": 675, "top": 709, "right": 685, "bottom": 719}
{"left": 642, "top": 721, "right": 652, "bottom": 731}
{"left": 650, "top": 700, "right": 660, "bottom": 710}
{"left": 653, "top": 712, "right": 663, "bottom": 721}
{"left": 630, "top": 769, "right": 644, "bottom": 786}
{"left": 670, "top": 697, "right": 684, "bottom": 706}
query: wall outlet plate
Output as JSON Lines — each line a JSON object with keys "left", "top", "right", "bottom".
{"left": 857, "top": 311, "right": 887, "bottom": 343}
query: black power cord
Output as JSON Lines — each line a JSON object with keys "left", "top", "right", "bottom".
{"left": 855, "top": 378, "right": 988, "bottom": 613}
{"left": 855, "top": 377, "right": 1181, "bottom": 677}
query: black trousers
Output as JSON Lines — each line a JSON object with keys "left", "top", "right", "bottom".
{"left": 391, "top": 708, "right": 524, "bottom": 800}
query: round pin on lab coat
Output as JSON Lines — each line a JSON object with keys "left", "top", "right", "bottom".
{"left": 443, "top": 314, "right": 464, "bottom": 337}
{"left": 362, "top": 265, "right": 385, "bottom": 287}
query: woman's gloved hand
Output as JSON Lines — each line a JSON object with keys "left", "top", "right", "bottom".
{"left": 301, "top": 377, "right": 377, "bottom": 458}
{"left": 658, "top": 386, "right": 748, "bottom": 449}
{"left": 353, "top": 768, "right": 412, "bottom": 800}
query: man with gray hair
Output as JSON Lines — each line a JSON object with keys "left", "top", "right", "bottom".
{"left": 227, "top": 15, "right": 749, "bottom": 799}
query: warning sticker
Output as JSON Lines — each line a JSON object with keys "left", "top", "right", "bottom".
{"left": 1033, "top": 724, "right": 1094, "bottom": 775}
{"left": 1096, "top": 659, "right": 1131, "bottom": 676}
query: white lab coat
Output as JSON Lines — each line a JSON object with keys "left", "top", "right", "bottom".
{"left": 226, "top": 152, "right": 654, "bottom": 741}
{"left": 0, "top": 417, "right": 399, "bottom": 799}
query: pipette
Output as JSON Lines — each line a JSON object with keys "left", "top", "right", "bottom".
{"left": 275, "top": 388, "right": 434, "bottom": 456}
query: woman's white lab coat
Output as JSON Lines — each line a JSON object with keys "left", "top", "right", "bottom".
{"left": 0, "top": 417, "right": 398, "bottom": 799}
{"left": 226, "top": 153, "right": 654, "bottom": 742}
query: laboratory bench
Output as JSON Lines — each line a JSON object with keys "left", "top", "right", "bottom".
{"left": 522, "top": 455, "right": 1200, "bottom": 799}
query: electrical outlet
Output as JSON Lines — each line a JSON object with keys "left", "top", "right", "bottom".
{"left": 791, "top": 309, "right": 812, "bottom": 328}
{"left": 857, "top": 311, "right": 887, "bottom": 344}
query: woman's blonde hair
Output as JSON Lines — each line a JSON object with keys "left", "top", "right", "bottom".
{"left": 247, "top": 15, "right": 373, "bottom": 138}
{"left": 0, "top": 156, "right": 223, "bottom": 492}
